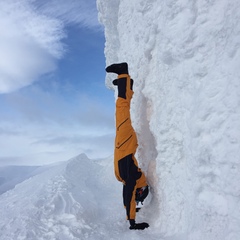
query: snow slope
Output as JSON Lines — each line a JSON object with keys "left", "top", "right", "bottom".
{"left": 97, "top": 0, "right": 240, "bottom": 239}
{"left": 0, "top": 154, "right": 159, "bottom": 240}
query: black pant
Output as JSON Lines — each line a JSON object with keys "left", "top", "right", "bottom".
{"left": 118, "top": 154, "right": 142, "bottom": 220}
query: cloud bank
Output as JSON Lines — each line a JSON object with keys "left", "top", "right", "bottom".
{"left": 0, "top": 84, "right": 115, "bottom": 166}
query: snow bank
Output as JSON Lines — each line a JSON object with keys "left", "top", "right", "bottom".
{"left": 0, "top": 154, "right": 159, "bottom": 239}
{"left": 97, "top": 0, "right": 240, "bottom": 239}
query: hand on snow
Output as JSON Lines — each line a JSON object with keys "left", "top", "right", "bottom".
{"left": 129, "top": 220, "right": 149, "bottom": 230}
{"left": 129, "top": 222, "right": 149, "bottom": 230}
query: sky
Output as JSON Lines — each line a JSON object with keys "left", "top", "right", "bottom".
{"left": 0, "top": 0, "right": 115, "bottom": 166}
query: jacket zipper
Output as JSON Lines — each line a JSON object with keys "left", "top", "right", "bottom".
{"left": 117, "top": 118, "right": 129, "bottom": 131}
{"left": 116, "top": 135, "right": 133, "bottom": 149}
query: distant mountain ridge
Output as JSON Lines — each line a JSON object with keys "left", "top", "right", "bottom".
{"left": 0, "top": 165, "right": 40, "bottom": 195}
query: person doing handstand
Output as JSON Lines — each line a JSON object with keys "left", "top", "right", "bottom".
{"left": 106, "top": 62, "right": 149, "bottom": 230}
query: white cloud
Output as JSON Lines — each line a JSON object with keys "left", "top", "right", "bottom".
{"left": 0, "top": 0, "right": 65, "bottom": 94}
{"left": 0, "top": 0, "right": 100, "bottom": 94}
{"left": 35, "top": 0, "right": 100, "bottom": 29}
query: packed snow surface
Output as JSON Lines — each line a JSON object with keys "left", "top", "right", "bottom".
{"left": 1, "top": 0, "right": 240, "bottom": 239}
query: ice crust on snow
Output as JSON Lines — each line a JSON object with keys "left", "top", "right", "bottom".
{"left": 0, "top": 0, "right": 240, "bottom": 239}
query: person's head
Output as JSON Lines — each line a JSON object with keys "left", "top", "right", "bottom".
{"left": 135, "top": 186, "right": 149, "bottom": 203}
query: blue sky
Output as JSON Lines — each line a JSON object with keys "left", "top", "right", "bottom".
{"left": 0, "top": 0, "right": 115, "bottom": 166}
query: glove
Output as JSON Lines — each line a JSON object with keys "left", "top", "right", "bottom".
{"left": 129, "top": 220, "right": 149, "bottom": 230}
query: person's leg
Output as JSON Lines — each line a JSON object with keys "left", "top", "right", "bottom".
{"left": 132, "top": 155, "right": 148, "bottom": 188}
{"left": 118, "top": 154, "right": 149, "bottom": 230}
{"left": 118, "top": 154, "right": 142, "bottom": 220}
{"left": 113, "top": 73, "right": 137, "bottom": 164}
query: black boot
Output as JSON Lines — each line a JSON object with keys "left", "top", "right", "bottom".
{"left": 113, "top": 77, "right": 134, "bottom": 99}
{"left": 113, "top": 78, "right": 134, "bottom": 90}
{"left": 105, "top": 62, "right": 128, "bottom": 75}
{"left": 116, "top": 77, "right": 127, "bottom": 99}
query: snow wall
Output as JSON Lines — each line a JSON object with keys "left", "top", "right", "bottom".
{"left": 97, "top": 0, "right": 240, "bottom": 239}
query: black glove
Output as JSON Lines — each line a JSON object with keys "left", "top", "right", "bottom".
{"left": 129, "top": 220, "right": 149, "bottom": 230}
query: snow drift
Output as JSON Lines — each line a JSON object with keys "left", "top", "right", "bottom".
{"left": 0, "top": 155, "right": 113, "bottom": 239}
{"left": 0, "top": 154, "right": 157, "bottom": 239}
{"left": 97, "top": 0, "right": 240, "bottom": 239}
